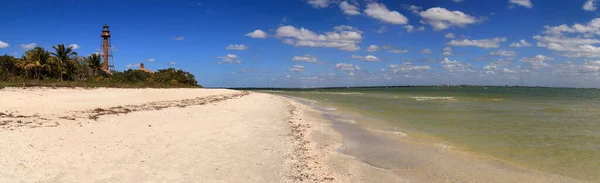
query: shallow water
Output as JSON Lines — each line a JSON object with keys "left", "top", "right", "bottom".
{"left": 264, "top": 87, "right": 600, "bottom": 181}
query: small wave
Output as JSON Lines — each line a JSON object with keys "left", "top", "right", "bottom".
{"left": 411, "top": 96, "right": 457, "bottom": 101}
{"left": 323, "top": 107, "right": 337, "bottom": 111}
{"left": 490, "top": 99, "right": 504, "bottom": 101}
{"left": 392, "top": 131, "right": 407, "bottom": 137}
{"left": 325, "top": 92, "right": 364, "bottom": 95}
{"left": 434, "top": 143, "right": 453, "bottom": 150}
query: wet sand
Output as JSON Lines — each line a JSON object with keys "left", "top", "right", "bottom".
{"left": 285, "top": 96, "right": 585, "bottom": 183}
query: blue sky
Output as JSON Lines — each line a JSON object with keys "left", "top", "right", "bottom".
{"left": 2, "top": 0, "right": 600, "bottom": 88}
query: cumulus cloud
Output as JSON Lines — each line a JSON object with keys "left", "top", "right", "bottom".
{"left": 169, "top": 61, "right": 176, "bottom": 65}
{"left": 289, "top": 65, "right": 305, "bottom": 72}
{"left": 447, "top": 37, "right": 507, "bottom": 49}
{"left": 245, "top": 30, "right": 268, "bottom": 39}
{"left": 292, "top": 55, "right": 320, "bottom": 63}
{"left": 126, "top": 63, "right": 140, "bottom": 68}
{"left": 366, "top": 45, "right": 380, "bottom": 52}
{"left": 0, "top": 40, "right": 8, "bottom": 48}
{"left": 535, "top": 18, "right": 600, "bottom": 57}
{"left": 336, "top": 63, "right": 361, "bottom": 71}
{"left": 340, "top": 1, "right": 360, "bottom": 15}
{"left": 364, "top": 3, "right": 409, "bottom": 25}
{"left": 218, "top": 54, "right": 241, "bottom": 64}
{"left": 351, "top": 55, "right": 380, "bottom": 62}
{"left": 510, "top": 39, "right": 532, "bottom": 47}
{"left": 148, "top": 58, "right": 155, "bottom": 62}
{"left": 386, "top": 63, "right": 431, "bottom": 73}
{"left": 419, "top": 7, "right": 478, "bottom": 30}
{"left": 453, "top": 0, "right": 465, "bottom": 3}
{"left": 420, "top": 49, "right": 432, "bottom": 54}
{"left": 584, "top": 0, "right": 598, "bottom": 11}
{"left": 172, "top": 36, "right": 185, "bottom": 41}
{"left": 405, "top": 5, "right": 422, "bottom": 14}
{"left": 445, "top": 33, "right": 456, "bottom": 39}
{"left": 404, "top": 25, "right": 414, "bottom": 33}
{"left": 276, "top": 25, "right": 363, "bottom": 51}
{"left": 489, "top": 50, "right": 517, "bottom": 56}
{"left": 376, "top": 26, "right": 387, "bottom": 34}
{"left": 20, "top": 43, "right": 37, "bottom": 50}
{"left": 441, "top": 57, "right": 474, "bottom": 72}
{"left": 519, "top": 55, "right": 554, "bottom": 69}
{"left": 226, "top": 44, "right": 248, "bottom": 50}
{"left": 443, "top": 47, "right": 453, "bottom": 55}
{"left": 69, "top": 44, "right": 80, "bottom": 50}
{"left": 510, "top": 0, "right": 533, "bottom": 8}
{"left": 388, "top": 49, "right": 408, "bottom": 54}
{"left": 308, "top": 0, "right": 333, "bottom": 8}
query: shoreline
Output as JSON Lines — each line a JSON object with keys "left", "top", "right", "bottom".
{"left": 278, "top": 94, "right": 586, "bottom": 182}
{"left": 0, "top": 87, "right": 588, "bottom": 182}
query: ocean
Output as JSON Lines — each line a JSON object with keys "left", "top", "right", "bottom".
{"left": 263, "top": 87, "right": 600, "bottom": 181}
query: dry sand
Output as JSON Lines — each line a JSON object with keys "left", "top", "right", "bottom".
{"left": 0, "top": 88, "right": 398, "bottom": 182}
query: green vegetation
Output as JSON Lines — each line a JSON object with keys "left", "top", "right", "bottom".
{"left": 0, "top": 44, "right": 200, "bottom": 88}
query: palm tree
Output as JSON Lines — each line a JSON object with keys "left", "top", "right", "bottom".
{"left": 51, "top": 44, "right": 78, "bottom": 81}
{"left": 22, "top": 47, "right": 52, "bottom": 79}
{"left": 86, "top": 53, "right": 102, "bottom": 76}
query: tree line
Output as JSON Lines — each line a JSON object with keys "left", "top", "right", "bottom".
{"left": 0, "top": 44, "right": 200, "bottom": 88}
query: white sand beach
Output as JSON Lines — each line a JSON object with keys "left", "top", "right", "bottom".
{"left": 0, "top": 88, "right": 399, "bottom": 182}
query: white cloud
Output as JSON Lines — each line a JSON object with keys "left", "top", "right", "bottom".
{"left": 0, "top": 40, "right": 8, "bottom": 48}
{"left": 405, "top": 5, "right": 422, "bottom": 14}
{"left": 510, "top": 39, "right": 532, "bottom": 47}
{"left": 148, "top": 58, "right": 155, "bottom": 62}
{"left": 336, "top": 63, "right": 360, "bottom": 71}
{"left": 364, "top": 3, "right": 409, "bottom": 25}
{"left": 535, "top": 18, "right": 600, "bottom": 57}
{"left": 417, "top": 26, "right": 426, "bottom": 31}
{"left": 308, "top": 0, "right": 332, "bottom": 8}
{"left": 226, "top": 44, "right": 248, "bottom": 50}
{"left": 126, "top": 63, "right": 140, "bottom": 68}
{"left": 366, "top": 45, "right": 380, "bottom": 52}
{"left": 584, "top": 0, "right": 598, "bottom": 11}
{"left": 489, "top": 50, "right": 517, "bottom": 56}
{"left": 441, "top": 57, "right": 473, "bottom": 72}
{"left": 292, "top": 55, "right": 319, "bottom": 63}
{"left": 583, "top": 60, "right": 600, "bottom": 71}
{"left": 276, "top": 25, "right": 363, "bottom": 51}
{"left": 169, "top": 61, "right": 176, "bottom": 65}
{"left": 348, "top": 72, "right": 356, "bottom": 76}
{"left": 388, "top": 49, "right": 408, "bottom": 54}
{"left": 69, "top": 44, "right": 80, "bottom": 50}
{"left": 289, "top": 65, "right": 305, "bottom": 72}
{"left": 386, "top": 63, "right": 431, "bottom": 73}
{"left": 340, "top": 1, "right": 360, "bottom": 16}
{"left": 404, "top": 25, "right": 414, "bottom": 33}
{"left": 218, "top": 54, "right": 241, "bottom": 64}
{"left": 172, "top": 36, "right": 185, "bottom": 41}
{"left": 20, "top": 43, "right": 37, "bottom": 50}
{"left": 519, "top": 54, "right": 554, "bottom": 69}
{"left": 245, "top": 30, "right": 268, "bottom": 39}
{"left": 448, "top": 37, "right": 507, "bottom": 49}
{"left": 420, "top": 49, "right": 432, "bottom": 54}
{"left": 445, "top": 33, "right": 456, "bottom": 39}
{"left": 509, "top": 0, "right": 533, "bottom": 8}
{"left": 419, "top": 7, "right": 478, "bottom": 30}
{"left": 453, "top": 0, "right": 465, "bottom": 3}
{"left": 443, "top": 47, "right": 453, "bottom": 56}
{"left": 351, "top": 55, "right": 380, "bottom": 62}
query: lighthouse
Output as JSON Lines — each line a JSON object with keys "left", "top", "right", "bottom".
{"left": 100, "top": 24, "right": 114, "bottom": 71}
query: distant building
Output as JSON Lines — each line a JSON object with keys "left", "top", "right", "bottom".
{"left": 138, "top": 63, "right": 153, "bottom": 73}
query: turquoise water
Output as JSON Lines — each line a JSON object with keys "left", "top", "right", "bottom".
{"left": 264, "top": 87, "right": 600, "bottom": 181}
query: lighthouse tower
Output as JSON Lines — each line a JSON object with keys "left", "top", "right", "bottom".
{"left": 100, "top": 24, "right": 114, "bottom": 71}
